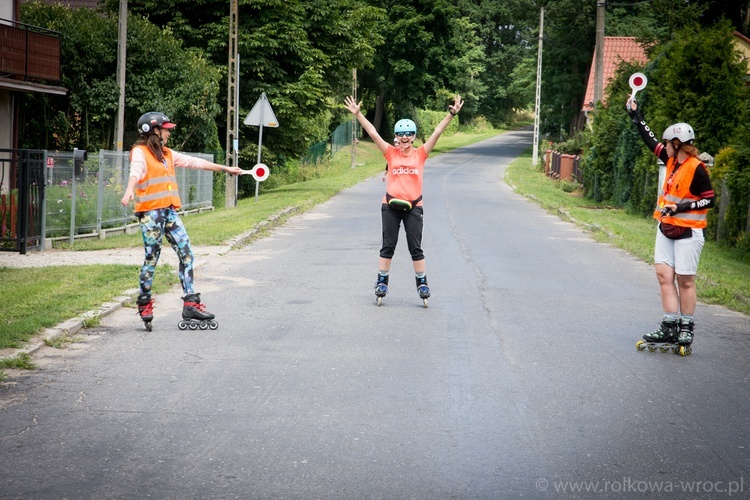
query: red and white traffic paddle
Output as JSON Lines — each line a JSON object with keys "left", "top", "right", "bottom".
{"left": 240, "top": 163, "right": 270, "bottom": 182}
{"left": 628, "top": 72, "right": 647, "bottom": 109}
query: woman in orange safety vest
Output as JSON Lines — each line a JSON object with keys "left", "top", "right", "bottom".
{"left": 626, "top": 97, "right": 715, "bottom": 352}
{"left": 121, "top": 112, "right": 243, "bottom": 331}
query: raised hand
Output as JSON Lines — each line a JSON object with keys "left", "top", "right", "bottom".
{"left": 449, "top": 94, "right": 464, "bottom": 115}
{"left": 344, "top": 96, "right": 361, "bottom": 115}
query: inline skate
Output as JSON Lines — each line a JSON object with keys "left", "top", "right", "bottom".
{"left": 636, "top": 318, "right": 688, "bottom": 355}
{"left": 676, "top": 318, "right": 694, "bottom": 356}
{"left": 374, "top": 273, "right": 389, "bottom": 306}
{"left": 178, "top": 293, "right": 218, "bottom": 330}
{"left": 416, "top": 274, "right": 430, "bottom": 308}
{"left": 136, "top": 293, "right": 154, "bottom": 332}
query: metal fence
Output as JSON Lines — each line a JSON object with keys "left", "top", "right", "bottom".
{"left": 302, "top": 120, "right": 358, "bottom": 165}
{"left": 331, "top": 120, "right": 355, "bottom": 157}
{"left": 44, "top": 150, "right": 215, "bottom": 241}
{"left": 0, "top": 148, "right": 45, "bottom": 253}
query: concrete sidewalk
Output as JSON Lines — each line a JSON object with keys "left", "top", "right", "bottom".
{"left": 0, "top": 244, "right": 227, "bottom": 268}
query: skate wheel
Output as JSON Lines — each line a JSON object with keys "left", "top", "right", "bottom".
{"left": 145, "top": 321, "right": 152, "bottom": 332}
{"left": 376, "top": 296, "right": 383, "bottom": 306}
{"left": 199, "top": 322, "right": 208, "bottom": 330}
{"left": 178, "top": 321, "right": 188, "bottom": 330}
{"left": 635, "top": 340, "right": 646, "bottom": 351}
{"left": 208, "top": 320, "right": 218, "bottom": 330}
{"left": 659, "top": 346, "right": 669, "bottom": 353}
{"left": 672, "top": 346, "right": 680, "bottom": 354}
{"left": 679, "top": 345, "right": 691, "bottom": 357}
{"left": 188, "top": 322, "right": 198, "bottom": 330}
{"left": 423, "top": 298, "right": 428, "bottom": 308}
{"left": 647, "top": 345, "right": 657, "bottom": 353}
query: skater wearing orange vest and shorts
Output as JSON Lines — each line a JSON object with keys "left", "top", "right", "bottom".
{"left": 626, "top": 97, "right": 715, "bottom": 354}
{"left": 121, "top": 112, "right": 243, "bottom": 330}
{"left": 344, "top": 95, "right": 463, "bottom": 307}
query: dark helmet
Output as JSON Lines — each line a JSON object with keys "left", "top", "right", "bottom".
{"left": 137, "top": 112, "right": 176, "bottom": 135}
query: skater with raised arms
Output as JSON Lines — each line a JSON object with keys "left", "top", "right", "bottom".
{"left": 121, "top": 112, "right": 244, "bottom": 331}
{"left": 344, "top": 94, "right": 463, "bottom": 307}
{"left": 626, "top": 97, "right": 715, "bottom": 356}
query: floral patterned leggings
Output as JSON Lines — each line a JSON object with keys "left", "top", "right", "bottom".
{"left": 137, "top": 207, "right": 194, "bottom": 296}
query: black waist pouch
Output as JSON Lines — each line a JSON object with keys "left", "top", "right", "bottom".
{"left": 386, "top": 193, "right": 422, "bottom": 211}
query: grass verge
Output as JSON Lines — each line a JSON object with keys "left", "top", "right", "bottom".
{"left": 505, "top": 149, "right": 750, "bottom": 317}
{"left": 0, "top": 264, "right": 177, "bottom": 350}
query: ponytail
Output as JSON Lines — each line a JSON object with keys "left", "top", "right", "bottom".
{"left": 133, "top": 129, "right": 166, "bottom": 162}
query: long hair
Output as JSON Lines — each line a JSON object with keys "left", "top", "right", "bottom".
{"left": 680, "top": 143, "right": 700, "bottom": 158}
{"left": 667, "top": 138, "right": 700, "bottom": 159}
{"left": 133, "top": 131, "right": 165, "bottom": 162}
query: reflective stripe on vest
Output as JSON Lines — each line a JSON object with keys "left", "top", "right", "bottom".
{"left": 132, "top": 146, "right": 182, "bottom": 212}
{"left": 653, "top": 156, "right": 708, "bottom": 228}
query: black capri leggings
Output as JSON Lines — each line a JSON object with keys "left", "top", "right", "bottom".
{"left": 379, "top": 204, "right": 424, "bottom": 261}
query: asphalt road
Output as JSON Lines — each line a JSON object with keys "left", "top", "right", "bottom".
{"left": 2, "top": 130, "right": 749, "bottom": 499}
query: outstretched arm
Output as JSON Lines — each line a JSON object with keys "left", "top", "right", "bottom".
{"left": 344, "top": 96, "right": 390, "bottom": 154}
{"left": 423, "top": 95, "right": 463, "bottom": 155}
{"left": 626, "top": 96, "right": 668, "bottom": 164}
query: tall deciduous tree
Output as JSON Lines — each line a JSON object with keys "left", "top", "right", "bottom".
{"left": 108, "top": 0, "right": 385, "bottom": 160}
{"left": 357, "top": 0, "right": 487, "bottom": 135}
{"left": 460, "top": 0, "right": 539, "bottom": 126}
{"left": 20, "top": 2, "right": 222, "bottom": 152}
{"left": 538, "top": 0, "right": 596, "bottom": 138}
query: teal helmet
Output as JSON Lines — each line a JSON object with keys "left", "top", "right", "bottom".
{"left": 394, "top": 119, "right": 417, "bottom": 134}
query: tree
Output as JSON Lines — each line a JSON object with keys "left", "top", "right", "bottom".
{"left": 107, "top": 0, "right": 385, "bottom": 162}
{"left": 538, "top": 0, "right": 596, "bottom": 138}
{"left": 356, "top": 0, "right": 489, "bottom": 136}
{"left": 460, "top": 0, "right": 539, "bottom": 126}
{"left": 19, "top": 2, "right": 223, "bottom": 153}
{"left": 647, "top": 20, "right": 746, "bottom": 156}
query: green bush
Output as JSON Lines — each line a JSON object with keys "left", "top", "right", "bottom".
{"left": 415, "top": 109, "right": 459, "bottom": 143}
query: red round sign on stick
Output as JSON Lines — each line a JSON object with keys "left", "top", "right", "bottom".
{"left": 251, "top": 163, "right": 270, "bottom": 182}
{"left": 628, "top": 72, "right": 648, "bottom": 101}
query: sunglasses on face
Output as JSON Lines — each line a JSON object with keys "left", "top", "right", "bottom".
{"left": 396, "top": 131, "right": 415, "bottom": 137}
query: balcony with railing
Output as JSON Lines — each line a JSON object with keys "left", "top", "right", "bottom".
{"left": 0, "top": 18, "right": 61, "bottom": 83}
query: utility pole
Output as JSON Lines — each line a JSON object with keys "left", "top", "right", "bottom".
{"left": 532, "top": 7, "right": 544, "bottom": 167}
{"left": 593, "top": 0, "right": 606, "bottom": 105}
{"left": 113, "top": 0, "right": 127, "bottom": 152}
{"left": 225, "top": 0, "right": 239, "bottom": 207}
{"left": 350, "top": 68, "right": 357, "bottom": 169}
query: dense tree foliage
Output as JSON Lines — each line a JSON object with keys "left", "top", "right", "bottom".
{"left": 103, "top": 0, "right": 385, "bottom": 163}
{"left": 20, "top": 1, "right": 223, "bottom": 152}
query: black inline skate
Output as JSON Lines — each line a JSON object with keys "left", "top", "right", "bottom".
{"left": 374, "top": 273, "right": 389, "bottom": 306}
{"left": 178, "top": 293, "right": 218, "bottom": 330}
{"left": 676, "top": 318, "right": 694, "bottom": 356}
{"left": 136, "top": 293, "right": 154, "bottom": 332}
{"left": 416, "top": 274, "right": 430, "bottom": 308}
{"left": 636, "top": 318, "right": 687, "bottom": 355}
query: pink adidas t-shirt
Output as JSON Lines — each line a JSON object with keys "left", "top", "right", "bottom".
{"left": 382, "top": 145, "right": 428, "bottom": 206}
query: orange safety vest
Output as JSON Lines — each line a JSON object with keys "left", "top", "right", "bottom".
{"left": 653, "top": 156, "right": 708, "bottom": 228}
{"left": 132, "top": 145, "right": 182, "bottom": 213}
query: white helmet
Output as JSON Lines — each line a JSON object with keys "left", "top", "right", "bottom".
{"left": 662, "top": 122, "right": 695, "bottom": 144}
